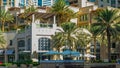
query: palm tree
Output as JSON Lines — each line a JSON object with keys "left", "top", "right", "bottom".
{"left": 92, "top": 8, "right": 120, "bottom": 62}
{"left": 89, "top": 25, "right": 98, "bottom": 60}
{"left": 0, "top": 10, "right": 14, "bottom": 32}
{"left": 0, "top": 30, "right": 6, "bottom": 62}
{"left": 52, "top": 22, "right": 77, "bottom": 50}
{"left": 51, "top": 0, "right": 75, "bottom": 25}
{"left": 19, "top": 5, "right": 38, "bottom": 25}
{"left": 52, "top": 22, "right": 91, "bottom": 51}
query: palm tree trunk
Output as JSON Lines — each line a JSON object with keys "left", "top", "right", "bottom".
{"left": 4, "top": 48, "right": 7, "bottom": 63}
{"left": 2, "top": 22, "right": 5, "bottom": 32}
{"left": 93, "top": 37, "right": 96, "bottom": 60}
{"left": 107, "top": 30, "right": 111, "bottom": 62}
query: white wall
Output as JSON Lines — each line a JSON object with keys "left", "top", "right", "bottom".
{"left": 31, "top": 15, "right": 58, "bottom": 53}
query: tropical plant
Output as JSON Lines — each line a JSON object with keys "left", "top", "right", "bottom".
{"left": 0, "top": 10, "right": 14, "bottom": 32}
{"left": 89, "top": 25, "right": 99, "bottom": 60}
{"left": 92, "top": 8, "right": 120, "bottom": 62}
{"left": 52, "top": 22, "right": 91, "bottom": 51}
{"left": 51, "top": 0, "right": 75, "bottom": 25}
{"left": 0, "top": 30, "right": 6, "bottom": 46}
{"left": 19, "top": 5, "right": 38, "bottom": 25}
{"left": 0, "top": 30, "right": 6, "bottom": 63}
{"left": 52, "top": 22, "right": 77, "bottom": 50}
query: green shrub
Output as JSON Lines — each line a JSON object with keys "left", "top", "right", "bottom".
{"left": 111, "top": 60, "right": 116, "bottom": 63}
{"left": 12, "top": 60, "right": 33, "bottom": 67}
{"left": 0, "top": 63, "right": 12, "bottom": 66}
{"left": 94, "top": 60, "right": 103, "bottom": 63}
{"left": 0, "top": 63, "right": 6, "bottom": 66}
{"left": 32, "top": 62, "right": 39, "bottom": 66}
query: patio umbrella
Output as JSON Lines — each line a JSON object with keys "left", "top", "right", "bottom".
{"left": 84, "top": 54, "right": 96, "bottom": 58}
{"left": 43, "top": 50, "right": 61, "bottom": 60}
{"left": 61, "top": 50, "right": 80, "bottom": 56}
{"left": 71, "top": 53, "right": 83, "bottom": 57}
{"left": 43, "top": 50, "right": 61, "bottom": 55}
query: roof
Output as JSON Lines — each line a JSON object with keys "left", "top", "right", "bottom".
{"left": 18, "top": 12, "right": 55, "bottom": 19}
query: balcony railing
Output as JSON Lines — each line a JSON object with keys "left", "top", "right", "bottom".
{"left": 36, "top": 23, "right": 53, "bottom": 28}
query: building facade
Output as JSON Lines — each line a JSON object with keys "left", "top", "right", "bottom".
{"left": 0, "top": 0, "right": 56, "bottom": 7}
{"left": 90, "top": 0, "right": 120, "bottom": 8}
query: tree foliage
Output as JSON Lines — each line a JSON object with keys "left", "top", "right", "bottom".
{"left": 0, "top": 10, "right": 14, "bottom": 32}
{"left": 51, "top": 0, "right": 75, "bottom": 25}
{"left": 92, "top": 7, "right": 120, "bottom": 62}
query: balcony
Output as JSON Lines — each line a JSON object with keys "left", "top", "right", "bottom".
{"left": 16, "top": 27, "right": 31, "bottom": 38}
{"left": 35, "top": 28, "right": 55, "bottom": 35}
{"left": 33, "top": 23, "right": 55, "bottom": 35}
{"left": 36, "top": 23, "right": 53, "bottom": 28}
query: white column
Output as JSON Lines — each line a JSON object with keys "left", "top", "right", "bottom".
{"left": 32, "top": 14, "right": 35, "bottom": 23}
{"left": 31, "top": 14, "right": 38, "bottom": 54}
{"left": 53, "top": 15, "right": 56, "bottom": 24}
{"left": 53, "top": 15, "right": 57, "bottom": 29}
{"left": 15, "top": 32, "right": 18, "bottom": 62}
{"left": 25, "top": 27, "right": 27, "bottom": 51}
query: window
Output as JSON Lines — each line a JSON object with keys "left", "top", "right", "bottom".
{"left": 112, "top": 42, "right": 116, "bottom": 48}
{"left": 107, "top": 0, "right": 109, "bottom": 3}
{"left": 18, "top": 40, "right": 25, "bottom": 47}
{"left": 96, "top": 49, "right": 100, "bottom": 53}
{"left": 96, "top": 54, "right": 100, "bottom": 60}
{"left": 90, "top": 49, "right": 94, "bottom": 52}
{"left": 79, "top": 14, "right": 88, "bottom": 22}
{"left": 38, "top": 38, "right": 51, "bottom": 50}
{"left": 101, "top": 4, "right": 103, "bottom": 7}
{"left": 10, "top": 40, "right": 12, "bottom": 46}
{"left": 27, "top": 38, "right": 31, "bottom": 50}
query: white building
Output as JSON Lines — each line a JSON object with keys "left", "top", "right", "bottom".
{"left": 15, "top": 12, "right": 60, "bottom": 61}
{"left": 0, "top": 11, "right": 61, "bottom": 62}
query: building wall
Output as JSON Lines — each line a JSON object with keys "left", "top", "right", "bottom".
{"left": 0, "top": 0, "right": 55, "bottom": 7}
{"left": 77, "top": 5, "right": 97, "bottom": 26}
{"left": 31, "top": 16, "right": 57, "bottom": 54}
{"left": 2, "top": 31, "right": 17, "bottom": 62}
{"left": 94, "top": 0, "right": 120, "bottom": 8}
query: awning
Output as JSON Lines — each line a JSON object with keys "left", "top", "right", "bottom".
{"left": 6, "top": 50, "right": 14, "bottom": 55}
{"left": 0, "top": 50, "right": 4, "bottom": 55}
{"left": 20, "top": 51, "right": 31, "bottom": 53}
{"left": 22, "top": 51, "right": 31, "bottom": 53}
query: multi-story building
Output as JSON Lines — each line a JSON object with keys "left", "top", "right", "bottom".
{"left": 0, "top": 0, "right": 56, "bottom": 7}
{"left": 0, "top": 11, "right": 62, "bottom": 62}
{"left": 89, "top": 0, "right": 120, "bottom": 8}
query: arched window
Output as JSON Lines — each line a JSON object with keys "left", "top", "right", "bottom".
{"left": 38, "top": 38, "right": 51, "bottom": 50}
{"left": 18, "top": 40, "right": 25, "bottom": 47}
{"left": 27, "top": 38, "right": 31, "bottom": 50}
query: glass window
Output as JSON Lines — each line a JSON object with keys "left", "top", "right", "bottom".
{"left": 112, "top": 42, "right": 116, "bottom": 48}
{"left": 96, "top": 49, "right": 100, "bottom": 53}
{"left": 27, "top": 38, "right": 31, "bottom": 50}
{"left": 101, "top": 4, "right": 103, "bottom": 7}
{"left": 107, "top": 0, "right": 109, "bottom": 3}
{"left": 18, "top": 40, "right": 25, "bottom": 47}
{"left": 10, "top": 40, "right": 12, "bottom": 46}
{"left": 90, "top": 49, "right": 94, "bottom": 52}
{"left": 3, "top": 0, "right": 7, "bottom": 2}
{"left": 96, "top": 54, "right": 100, "bottom": 60}
{"left": 38, "top": 38, "right": 51, "bottom": 50}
